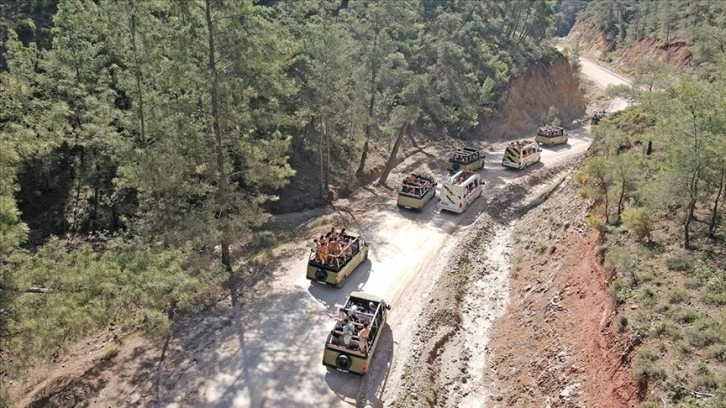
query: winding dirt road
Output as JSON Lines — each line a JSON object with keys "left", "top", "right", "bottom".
{"left": 141, "top": 56, "right": 630, "bottom": 408}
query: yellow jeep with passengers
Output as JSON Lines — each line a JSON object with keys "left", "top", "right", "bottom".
{"left": 447, "top": 147, "right": 485, "bottom": 173}
{"left": 397, "top": 173, "right": 437, "bottom": 211}
{"left": 306, "top": 230, "right": 368, "bottom": 288}
{"left": 323, "top": 291, "right": 391, "bottom": 375}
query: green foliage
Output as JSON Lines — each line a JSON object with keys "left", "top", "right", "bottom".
{"left": 582, "top": 0, "right": 726, "bottom": 68}
{"left": 2, "top": 236, "right": 220, "bottom": 375}
{"left": 621, "top": 207, "right": 653, "bottom": 241}
{"left": 632, "top": 347, "right": 666, "bottom": 383}
{"left": 540, "top": 106, "right": 562, "bottom": 127}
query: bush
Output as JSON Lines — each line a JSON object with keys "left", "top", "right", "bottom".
{"left": 709, "top": 344, "right": 726, "bottom": 362}
{"left": 675, "top": 309, "right": 702, "bottom": 324}
{"left": 632, "top": 348, "right": 666, "bottom": 382}
{"left": 668, "top": 288, "right": 689, "bottom": 304}
{"left": 667, "top": 255, "right": 693, "bottom": 272}
{"left": 686, "top": 318, "right": 725, "bottom": 348}
{"left": 622, "top": 207, "right": 653, "bottom": 241}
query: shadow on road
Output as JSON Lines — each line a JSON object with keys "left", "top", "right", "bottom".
{"left": 356, "top": 324, "right": 394, "bottom": 408}
{"left": 307, "top": 260, "right": 373, "bottom": 314}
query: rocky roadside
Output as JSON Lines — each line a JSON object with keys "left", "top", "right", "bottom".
{"left": 485, "top": 168, "right": 641, "bottom": 407}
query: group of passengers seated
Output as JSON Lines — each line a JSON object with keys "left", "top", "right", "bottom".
{"left": 450, "top": 148, "right": 477, "bottom": 162}
{"left": 401, "top": 173, "right": 434, "bottom": 196}
{"left": 454, "top": 169, "right": 475, "bottom": 184}
{"left": 508, "top": 140, "right": 528, "bottom": 151}
{"left": 328, "top": 301, "right": 380, "bottom": 352}
{"left": 312, "top": 226, "right": 355, "bottom": 268}
{"left": 537, "top": 124, "right": 564, "bottom": 137}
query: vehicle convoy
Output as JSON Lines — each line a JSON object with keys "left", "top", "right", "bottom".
{"left": 447, "top": 147, "right": 485, "bottom": 173}
{"left": 323, "top": 291, "right": 391, "bottom": 375}
{"left": 591, "top": 109, "right": 607, "bottom": 125}
{"left": 437, "top": 170, "right": 483, "bottom": 214}
{"left": 535, "top": 124, "right": 568, "bottom": 146}
{"left": 502, "top": 140, "right": 542, "bottom": 170}
{"left": 397, "top": 173, "right": 437, "bottom": 211}
{"left": 307, "top": 228, "right": 368, "bottom": 287}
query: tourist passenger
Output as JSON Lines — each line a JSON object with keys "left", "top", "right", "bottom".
{"left": 342, "top": 317, "right": 355, "bottom": 348}
{"left": 358, "top": 323, "right": 371, "bottom": 352}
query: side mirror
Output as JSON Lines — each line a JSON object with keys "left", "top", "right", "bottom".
{"left": 386, "top": 303, "right": 392, "bottom": 310}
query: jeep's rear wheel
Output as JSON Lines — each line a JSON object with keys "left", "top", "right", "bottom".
{"left": 315, "top": 269, "right": 327, "bottom": 281}
{"left": 336, "top": 354, "right": 351, "bottom": 370}
{"left": 336, "top": 273, "right": 347, "bottom": 288}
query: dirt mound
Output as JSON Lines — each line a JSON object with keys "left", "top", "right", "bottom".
{"left": 478, "top": 54, "right": 586, "bottom": 141}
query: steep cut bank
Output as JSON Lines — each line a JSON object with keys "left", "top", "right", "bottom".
{"left": 477, "top": 53, "right": 586, "bottom": 141}
{"left": 563, "top": 17, "right": 694, "bottom": 73}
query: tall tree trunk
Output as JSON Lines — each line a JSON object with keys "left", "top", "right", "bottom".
{"left": 357, "top": 65, "right": 378, "bottom": 176}
{"left": 324, "top": 117, "right": 330, "bottom": 194}
{"left": 616, "top": 176, "right": 626, "bottom": 223}
{"left": 377, "top": 122, "right": 409, "bottom": 186}
{"left": 205, "top": 0, "right": 232, "bottom": 273}
{"left": 130, "top": 13, "right": 146, "bottom": 146}
{"left": 708, "top": 167, "right": 724, "bottom": 236}
{"left": 318, "top": 117, "right": 325, "bottom": 200}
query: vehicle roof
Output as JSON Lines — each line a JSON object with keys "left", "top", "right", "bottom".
{"left": 349, "top": 291, "right": 385, "bottom": 303}
{"left": 444, "top": 170, "right": 480, "bottom": 185}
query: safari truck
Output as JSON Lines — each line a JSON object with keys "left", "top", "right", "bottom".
{"left": 535, "top": 125, "right": 568, "bottom": 147}
{"left": 447, "top": 147, "right": 485, "bottom": 173}
{"left": 323, "top": 291, "right": 391, "bottom": 375}
{"left": 502, "top": 140, "right": 541, "bottom": 170}
{"left": 591, "top": 109, "right": 607, "bottom": 125}
{"left": 437, "top": 170, "right": 483, "bottom": 214}
{"left": 397, "top": 173, "right": 437, "bottom": 211}
{"left": 307, "top": 231, "right": 368, "bottom": 288}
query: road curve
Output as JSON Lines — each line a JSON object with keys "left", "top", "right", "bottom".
{"left": 157, "top": 55, "right": 632, "bottom": 408}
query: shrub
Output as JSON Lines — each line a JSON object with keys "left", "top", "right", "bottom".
{"left": 650, "top": 321, "right": 681, "bottom": 340}
{"left": 675, "top": 340, "right": 693, "bottom": 355}
{"left": 622, "top": 207, "right": 653, "bottom": 241}
{"left": 668, "top": 288, "right": 689, "bottom": 304}
{"left": 709, "top": 344, "right": 726, "bottom": 362}
{"left": 686, "top": 318, "right": 724, "bottom": 348}
{"left": 609, "top": 280, "right": 631, "bottom": 305}
{"left": 640, "top": 286, "right": 657, "bottom": 307}
{"left": 666, "top": 255, "right": 693, "bottom": 272}
{"left": 632, "top": 348, "right": 666, "bottom": 382}
{"left": 675, "top": 309, "right": 701, "bottom": 324}
{"left": 640, "top": 402, "right": 658, "bottom": 408}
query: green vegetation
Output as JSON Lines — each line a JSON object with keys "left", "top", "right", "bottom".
{"left": 0, "top": 0, "right": 562, "bottom": 400}
{"left": 581, "top": 0, "right": 726, "bottom": 72}
{"left": 577, "top": 50, "right": 726, "bottom": 406}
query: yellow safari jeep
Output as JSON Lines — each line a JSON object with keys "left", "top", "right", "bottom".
{"left": 447, "top": 147, "right": 485, "bottom": 173}
{"left": 323, "top": 291, "right": 390, "bottom": 375}
{"left": 534, "top": 125, "right": 568, "bottom": 147}
{"left": 397, "top": 173, "right": 436, "bottom": 211}
{"left": 306, "top": 232, "right": 368, "bottom": 288}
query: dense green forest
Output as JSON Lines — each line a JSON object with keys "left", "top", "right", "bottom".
{"left": 0, "top": 0, "right": 558, "bottom": 401}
